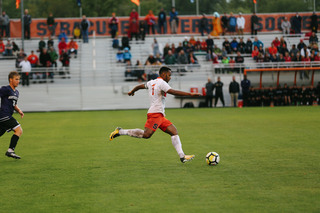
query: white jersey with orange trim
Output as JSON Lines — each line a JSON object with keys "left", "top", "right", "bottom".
{"left": 145, "top": 77, "right": 171, "bottom": 115}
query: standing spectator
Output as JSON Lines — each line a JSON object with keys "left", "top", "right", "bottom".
{"left": 205, "top": 78, "right": 214, "bottom": 107}
{"left": 158, "top": 8, "right": 167, "bottom": 34}
{"left": 281, "top": 17, "right": 291, "bottom": 35}
{"left": 251, "top": 12, "right": 259, "bottom": 35}
{"left": 310, "top": 12, "right": 318, "bottom": 33}
{"left": 169, "top": 7, "right": 178, "bottom": 34}
{"left": 19, "top": 56, "right": 31, "bottom": 86}
{"left": 214, "top": 76, "right": 225, "bottom": 107}
{"left": 81, "top": 15, "right": 90, "bottom": 43}
{"left": 229, "top": 76, "right": 240, "bottom": 107}
{"left": 145, "top": 10, "right": 156, "bottom": 35}
{"left": 47, "top": 13, "right": 55, "bottom": 36}
{"left": 228, "top": 12, "right": 237, "bottom": 36}
{"left": 27, "top": 50, "right": 39, "bottom": 67}
{"left": 23, "top": 9, "right": 32, "bottom": 39}
{"left": 67, "top": 38, "right": 78, "bottom": 58}
{"left": 221, "top": 13, "right": 228, "bottom": 36}
{"left": 211, "top": 12, "right": 222, "bottom": 37}
{"left": 292, "top": 12, "right": 302, "bottom": 34}
{"left": 128, "top": 9, "right": 139, "bottom": 39}
{"left": 237, "top": 12, "right": 245, "bottom": 35}
{"left": 108, "top": 12, "right": 119, "bottom": 39}
{"left": 199, "top": 14, "right": 209, "bottom": 36}
{"left": 1, "top": 11, "right": 10, "bottom": 38}
{"left": 241, "top": 75, "right": 251, "bottom": 107}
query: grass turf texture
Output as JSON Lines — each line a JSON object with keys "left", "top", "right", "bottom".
{"left": 0, "top": 107, "right": 319, "bottom": 212}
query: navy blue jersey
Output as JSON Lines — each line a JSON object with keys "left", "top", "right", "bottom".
{"left": 0, "top": 85, "right": 19, "bottom": 122}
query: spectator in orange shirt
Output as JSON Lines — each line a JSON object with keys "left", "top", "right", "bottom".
{"left": 268, "top": 43, "right": 278, "bottom": 55}
{"left": 27, "top": 50, "right": 39, "bottom": 67}
{"left": 67, "top": 38, "right": 78, "bottom": 58}
{"left": 145, "top": 10, "right": 156, "bottom": 34}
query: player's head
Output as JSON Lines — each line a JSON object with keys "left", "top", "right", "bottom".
{"left": 159, "top": 66, "right": 172, "bottom": 83}
{"left": 8, "top": 71, "right": 20, "bottom": 88}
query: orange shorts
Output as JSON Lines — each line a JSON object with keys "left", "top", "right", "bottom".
{"left": 145, "top": 113, "right": 172, "bottom": 132}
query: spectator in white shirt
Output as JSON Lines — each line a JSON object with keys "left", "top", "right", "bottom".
{"left": 237, "top": 12, "right": 245, "bottom": 35}
{"left": 281, "top": 17, "right": 291, "bottom": 34}
{"left": 19, "top": 56, "right": 31, "bottom": 86}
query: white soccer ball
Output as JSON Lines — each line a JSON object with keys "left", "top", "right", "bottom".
{"left": 206, "top": 152, "right": 220, "bottom": 165}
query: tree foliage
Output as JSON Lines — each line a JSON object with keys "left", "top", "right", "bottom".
{"left": 1, "top": 0, "right": 318, "bottom": 19}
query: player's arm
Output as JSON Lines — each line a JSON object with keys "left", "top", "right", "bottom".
{"left": 128, "top": 84, "right": 146, "bottom": 96}
{"left": 14, "top": 105, "right": 24, "bottom": 118}
{"left": 167, "top": 89, "right": 201, "bottom": 97}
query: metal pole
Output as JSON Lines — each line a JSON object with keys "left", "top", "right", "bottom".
{"left": 314, "top": 0, "right": 316, "bottom": 12}
{"left": 80, "top": 7, "right": 82, "bottom": 17}
{"left": 172, "top": 0, "right": 175, "bottom": 7}
{"left": 196, "top": 0, "right": 199, "bottom": 15}
{"left": 254, "top": 2, "right": 257, "bottom": 13}
{"left": 21, "top": 0, "right": 24, "bottom": 50}
{"left": 0, "top": 0, "right": 2, "bottom": 14}
{"left": 138, "top": 4, "right": 141, "bottom": 16}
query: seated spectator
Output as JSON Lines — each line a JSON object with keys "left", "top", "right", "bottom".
{"left": 200, "top": 39, "right": 207, "bottom": 51}
{"left": 258, "top": 46, "right": 265, "bottom": 54}
{"left": 311, "top": 43, "right": 319, "bottom": 54}
{"left": 314, "top": 51, "right": 320, "bottom": 61}
{"left": 145, "top": 54, "right": 156, "bottom": 65}
{"left": 58, "top": 29, "right": 68, "bottom": 42}
{"left": 213, "top": 45, "right": 222, "bottom": 59}
{"left": 12, "top": 41, "right": 20, "bottom": 56}
{"left": 4, "top": 39, "right": 13, "bottom": 56}
{"left": 284, "top": 52, "right": 291, "bottom": 62}
{"left": 297, "top": 39, "right": 307, "bottom": 51}
{"left": 152, "top": 38, "right": 161, "bottom": 56}
{"left": 163, "top": 43, "right": 171, "bottom": 58}
{"left": 221, "top": 56, "right": 229, "bottom": 64}
{"left": 188, "top": 52, "right": 198, "bottom": 64}
{"left": 67, "top": 38, "right": 78, "bottom": 58}
{"left": 47, "top": 36, "right": 54, "bottom": 48}
{"left": 73, "top": 25, "right": 81, "bottom": 39}
{"left": 164, "top": 50, "right": 176, "bottom": 64}
{"left": 112, "top": 35, "right": 119, "bottom": 49}
{"left": 38, "top": 37, "right": 46, "bottom": 52}
{"left": 238, "top": 38, "right": 246, "bottom": 53}
{"left": 134, "top": 60, "right": 146, "bottom": 82}
{"left": 58, "top": 37, "right": 67, "bottom": 55}
{"left": 116, "top": 50, "right": 123, "bottom": 63}
{"left": 278, "top": 53, "right": 285, "bottom": 62}
{"left": 0, "top": 39, "right": 5, "bottom": 55}
{"left": 189, "top": 36, "right": 196, "bottom": 46}
{"left": 27, "top": 50, "right": 39, "bottom": 67}
{"left": 182, "top": 37, "right": 189, "bottom": 49}
{"left": 279, "top": 37, "right": 287, "bottom": 49}
{"left": 245, "top": 38, "right": 253, "bottom": 53}
{"left": 223, "top": 38, "right": 232, "bottom": 54}
{"left": 252, "top": 46, "right": 259, "bottom": 60}
{"left": 39, "top": 48, "right": 54, "bottom": 81}
{"left": 16, "top": 49, "right": 27, "bottom": 68}
{"left": 123, "top": 47, "right": 132, "bottom": 63}
{"left": 185, "top": 43, "right": 195, "bottom": 54}
{"left": 175, "top": 43, "right": 183, "bottom": 57}
{"left": 48, "top": 46, "right": 58, "bottom": 68}
{"left": 263, "top": 53, "right": 271, "bottom": 62}
{"left": 235, "top": 51, "right": 244, "bottom": 73}
{"left": 268, "top": 43, "right": 278, "bottom": 55}
{"left": 155, "top": 53, "right": 163, "bottom": 64}
{"left": 290, "top": 44, "right": 299, "bottom": 57}
{"left": 309, "top": 32, "right": 318, "bottom": 45}
{"left": 278, "top": 43, "right": 289, "bottom": 56}
{"left": 177, "top": 50, "right": 188, "bottom": 64}
{"left": 194, "top": 38, "right": 201, "bottom": 51}
{"left": 124, "top": 61, "right": 134, "bottom": 78}
{"left": 59, "top": 49, "right": 70, "bottom": 77}
{"left": 272, "top": 37, "right": 280, "bottom": 49}
{"left": 270, "top": 53, "right": 278, "bottom": 62}
{"left": 253, "top": 37, "right": 263, "bottom": 50}
{"left": 256, "top": 53, "right": 264, "bottom": 63}
{"left": 300, "top": 45, "right": 310, "bottom": 57}
{"left": 171, "top": 43, "right": 176, "bottom": 55}
{"left": 212, "top": 52, "right": 219, "bottom": 64}
{"left": 230, "top": 37, "right": 238, "bottom": 53}
{"left": 294, "top": 52, "right": 301, "bottom": 62}
{"left": 121, "top": 36, "right": 130, "bottom": 50}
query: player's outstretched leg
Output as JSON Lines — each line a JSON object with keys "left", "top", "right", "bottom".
{"left": 180, "top": 155, "right": 195, "bottom": 163}
{"left": 109, "top": 127, "right": 122, "bottom": 141}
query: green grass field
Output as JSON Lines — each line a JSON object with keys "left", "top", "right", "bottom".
{"left": 0, "top": 107, "right": 319, "bottom": 212}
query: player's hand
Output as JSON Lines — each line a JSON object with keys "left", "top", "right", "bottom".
{"left": 19, "top": 111, "right": 24, "bottom": 118}
{"left": 190, "top": 93, "right": 201, "bottom": 97}
{"left": 128, "top": 91, "right": 135, "bottom": 96}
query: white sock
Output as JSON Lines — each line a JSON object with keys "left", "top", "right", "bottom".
{"left": 171, "top": 135, "right": 185, "bottom": 158}
{"left": 119, "top": 129, "right": 144, "bottom": 138}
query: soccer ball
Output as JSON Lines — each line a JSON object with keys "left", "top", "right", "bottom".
{"left": 206, "top": 152, "right": 220, "bottom": 165}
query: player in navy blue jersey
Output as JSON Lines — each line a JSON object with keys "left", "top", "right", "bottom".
{"left": 0, "top": 71, "right": 24, "bottom": 159}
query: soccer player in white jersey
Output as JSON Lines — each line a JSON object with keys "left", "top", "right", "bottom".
{"left": 109, "top": 66, "right": 200, "bottom": 163}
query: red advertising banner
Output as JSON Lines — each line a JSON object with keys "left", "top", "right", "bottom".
{"left": 9, "top": 12, "right": 317, "bottom": 38}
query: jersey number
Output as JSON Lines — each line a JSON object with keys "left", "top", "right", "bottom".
{"left": 152, "top": 84, "right": 156, "bottom": 95}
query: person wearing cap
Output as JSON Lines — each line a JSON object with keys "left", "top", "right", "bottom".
{"left": 123, "top": 47, "right": 132, "bottom": 63}
{"left": 237, "top": 12, "right": 245, "bottom": 35}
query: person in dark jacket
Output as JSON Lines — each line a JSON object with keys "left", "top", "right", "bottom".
{"left": 229, "top": 76, "right": 240, "bottom": 107}
{"left": 241, "top": 75, "right": 251, "bottom": 107}
{"left": 23, "top": 9, "right": 32, "bottom": 39}
{"left": 47, "top": 13, "right": 55, "bottom": 36}
{"left": 199, "top": 14, "right": 209, "bottom": 36}
{"left": 251, "top": 12, "right": 259, "bottom": 35}
{"left": 292, "top": 12, "right": 302, "bottom": 34}
{"left": 214, "top": 76, "right": 225, "bottom": 107}
{"left": 158, "top": 8, "right": 167, "bottom": 34}
{"left": 205, "top": 78, "right": 214, "bottom": 107}
{"left": 310, "top": 12, "right": 318, "bottom": 33}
